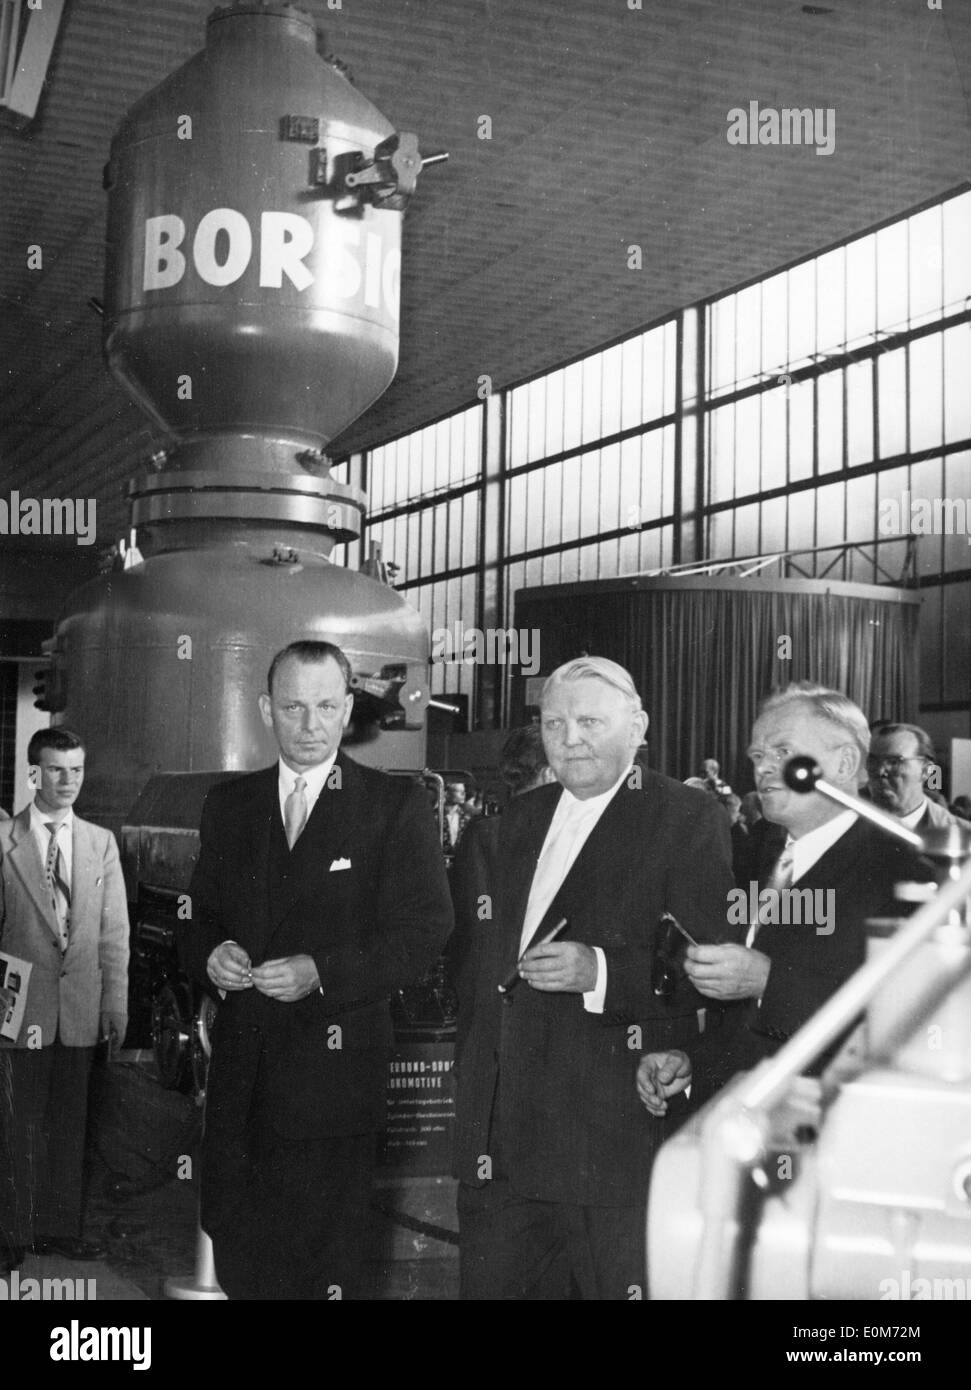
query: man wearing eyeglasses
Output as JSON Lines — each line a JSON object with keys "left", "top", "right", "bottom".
{"left": 866, "top": 723, "right": 971, "bottom": 833}
{"left": 673, "top": 683, "right": 932, "bottom": 1100}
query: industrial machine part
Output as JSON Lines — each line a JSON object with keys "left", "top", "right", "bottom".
{"left": 648, "top": 760, "right": 971, "bottom": 1300}
{"left": 47, "top": 2, "right": 448, "bottom": 834}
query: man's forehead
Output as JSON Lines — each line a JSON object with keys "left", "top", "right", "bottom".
{"left": 872, "top": 729, "right": 919, "bottom": 757}
{"left": 272, "top": 657, "right": 346, "bottom": 696}
{"left": 542, "top": 677, "right": 631, "bottom": 712}
{"left": 37, "top": 749, "right": 84, "bottom": 766}
{"left": 750, "top": 703, "right": 827, "bottom": 746}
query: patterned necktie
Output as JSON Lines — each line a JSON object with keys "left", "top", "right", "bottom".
{"left": 284, "top": 776, "right": 309, "bottom": 849}
{"left": 746, "top": 838, "right": 794, "bottom": 947}
{"left": 45, "top": 820, "right": 72, "bottom": 949}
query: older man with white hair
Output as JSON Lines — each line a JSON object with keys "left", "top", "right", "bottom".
{"left": 451, "top": 656, "right": 736, "bottom": 1300}
{"left": 666, "top": 682, "right": 933, "bottom": 1100}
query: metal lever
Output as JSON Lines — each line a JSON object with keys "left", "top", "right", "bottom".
{"left": 340, "top": 134, "right": 448, "bottom": 210}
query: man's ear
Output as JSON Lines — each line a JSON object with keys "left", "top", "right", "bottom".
{"left": 836, "top": 743, "right": 862, "bottom": 785}
{"left": 258, "top": 692, "right": 273, "bottom": 729}
{"left": 341, "top": 691, "right": 354, "bottom": 730}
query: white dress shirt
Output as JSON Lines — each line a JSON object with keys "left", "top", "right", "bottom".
{"left": 789, "top": 809, "right": 858, "bottom": 882}
{"left": 898, "top": 799, "right": 928, "bottom": 832}
{"left": 519, "top": 765, "right": 633, "bottom": 1014}
{"left": 276, "top": 754, "right": 338, "bottom": 827}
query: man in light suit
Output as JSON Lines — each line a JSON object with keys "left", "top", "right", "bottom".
{"left": 179, "top": 639, "right": 453, "bottom": 1300}
{"left": 452, "top": 657, "right": 736, "bottom": 1300}
{"left": 0, "top": 728, "right": 129, "bottom": 1273}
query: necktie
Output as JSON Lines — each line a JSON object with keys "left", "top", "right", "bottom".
{"left": 45, "top": 821, "right": 72, "bottom": 949}
{"left": 746, "top": 838, "right": 794, "bottom": 947}
{"left": 284, "top": 776, "right": 309, "bottom": 849}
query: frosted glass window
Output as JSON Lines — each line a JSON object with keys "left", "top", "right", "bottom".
{"left": 734, "top": 284, "right": 762, "bottom": 387}
{"left": 508, "top": 474, "right": 526, "bottom": 555}
{"left": 600, "top": 344, "right": 623, "bottom": 438}
{"left": 845, "top": 234, "right": 876, "bottom": 348}
{"left": 942, "top": 193, "right": 971, "bottom": 314}
{"left": 528, "top": 378, "right": 548, "bottom": 464}
{"left": 619, "top": 436, "right": 642, "bottom": 529}
{"left": 709, "top": 298, "right": 735, "bottom": 396}
{"left": 846, "top": 360, "right": 874, "bottom": 467}
{"left": 709, "top": 405, "right": 735, "bottom": 504}
{"left": 559, "top": 453, "right": 581, "bottom": 544}
{"left": 877, "top": 349, "right": 907, "bottom": 460}
{"left": 643, "top": 327, "right": 666, "bottom": 421}
{"left": 909, "top": 335, "right": 944, "bottom": 453}
{"left": 761, "top": 271, "right": 788, "bottom": 376}
{"left": 581, "top": 355, "right": 603, "bottom": 446}
{"left": 817, "top": 371, "right": 843, "bottom": 473}
{"left": 663, "top": 321, "right": 678, "bottom": 416}
{"left": 943, "top": 452, "right": 971, "bottom": 578}
{"left": 787, "top": 262, "right": 816, "bottom": 371}
{"left": 760, "top": 495, "right": 786, "bottom": 553}
{"left": 562, "top": 363, "right": 583, "bottom": 453}
{"left": 708, "top": 508, "right": 733, "bottom": 560}
{"left": 943, "top": 327, "right": 971, "bottom": 444}
{"left": 620, "top": 336, "right": 644, "bottom": 431}
{"left": 877, "top": 220, "right": 909, "bottom": 333}
{"left": 813, "top": 481, "right": 846, "bottom": 549}
{"left": 544, "top": 369, "right": 565, "bottom": 458}
{"left": 908, "top": 205, "right": 944, "bottom": 328}
{"left": 787, "top": 490, "right": 815, "bottom": 554}
{"left": 760, "top": 385, "right": 787, "bottom": 491}
{"left": 815, "top": 247, "right": 845, "bottom": 357}
{"left": 733, "top": 503, "right": 760, "bottom": 557}
{"left": 579, "top": 449, "right": 601, "bottom": 537}
{"left": 660, "top": 425, "right": 676, "bottom": 519}
{"left": 788, "top": 381, "right": 813, "bottom": 483}
{"left": 643, "top": 430, "right": 667, "bottom": 521}
{"left": 735, "top": 404, "right": 760, "bottom": 496}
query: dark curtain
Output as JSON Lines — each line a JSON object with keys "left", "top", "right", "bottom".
{"left": 512, "top": 580, "right": 920, "bottom": 796}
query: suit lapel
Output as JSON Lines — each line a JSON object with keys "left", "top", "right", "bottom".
{"left": 5, "top": 807, "right": 60, "bottom": 941}
{"left": 69, "top": 816, "right": 97, "bottom": 946}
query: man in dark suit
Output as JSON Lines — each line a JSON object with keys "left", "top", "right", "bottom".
{"left": 178, "top": 640, "right": 453, "bottom": 1300}
{"left": 867, "top": 722, "right": 971, "bottom": 835}
{"left": 0, "top": 729, "right": 129, "bottom": 1272}
{"left": 678, "top": 683, "right": 932, "bottom": 1096}
{"left": 451, "top": 657, "right": 736, "bottom": 1300}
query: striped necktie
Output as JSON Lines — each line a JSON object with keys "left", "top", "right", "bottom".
{"left": 284, "top": 776, "right": 309, "bottom": 849}
{"left": 45, "top": 820, "right": 72, "bottom": 949}
{"left": 746, "top": 838, "right": 794, "bottom": 947}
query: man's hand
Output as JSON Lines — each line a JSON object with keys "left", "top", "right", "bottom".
{"left": 250, "top": 954, "right": 321, "bottom": 1002}
{"left": 100, "top": 1011, "right": 127, "bottom": 1059}
{"left": 685, "top": 943, "right": 770, "bottom": 1001}
{"left": 207, "top": 940, "right": 253, "bottom": 992}
{"left": 636, "top": 1049, "right": 691, "bottom": 1117}
{"left": 518, "top": 941, "right": 597, "bottom": 993}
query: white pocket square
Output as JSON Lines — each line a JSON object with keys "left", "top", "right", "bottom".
{"left": 329, "top": 857, "right": 352, "bottom": 872}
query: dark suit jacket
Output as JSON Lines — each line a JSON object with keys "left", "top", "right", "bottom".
{"left": 450, "top": 773, "right": 737, "bottom": 1207}
{"left": 698, "top": 816, "right": 934, "bottom": 1095}
{"left": 178, "top": 753, "right": 453, "bottom": 1161}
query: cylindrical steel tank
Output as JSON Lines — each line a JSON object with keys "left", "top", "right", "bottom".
{"left": 49, "top": 2, "right": 439, "bottom": 832}
{"left": 103, "top": 0, "right": 402, "bottom": 451}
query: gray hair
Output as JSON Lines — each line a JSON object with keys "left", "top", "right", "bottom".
{"left": 540, "top": 656, "right": 643, "bottom": 712}
{"left": 758, "top": 681, "right": 870, "bottom": 764}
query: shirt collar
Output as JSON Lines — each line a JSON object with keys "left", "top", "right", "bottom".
{"left": 789, "top": 808, "right": 857, "bottom": 881}
{"left": 556, "top": 764, "right": 634, "bottom": 818}
{"left": 898, "top": 798, "right": 928, "bottom": 832}
{"left": 278, "top": 754, "right": 338, "bottom": 801}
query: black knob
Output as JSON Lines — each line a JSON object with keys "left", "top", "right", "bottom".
{"left": 783, "top": 756, "right": 820, "bottom": 792}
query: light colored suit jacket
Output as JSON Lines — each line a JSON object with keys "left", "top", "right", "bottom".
{"left": 0, "top": 807, "right": 129, "bottom": 1048}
